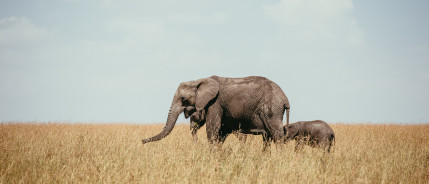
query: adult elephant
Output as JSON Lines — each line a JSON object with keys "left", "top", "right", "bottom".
{"left": 141, "top": 76, "right": 290, "bottom": 149}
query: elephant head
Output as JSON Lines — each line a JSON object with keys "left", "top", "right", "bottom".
{"left": 142, "top": 77, "right": 219, "bottom": 144}
{"left": 283, "top": 124, "right": 299, "bottom": 142}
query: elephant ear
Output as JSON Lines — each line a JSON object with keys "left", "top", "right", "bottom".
{"left": 195, "top": 78, "right": 219, "bottom": 111}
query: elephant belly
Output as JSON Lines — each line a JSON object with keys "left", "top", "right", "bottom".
{"left": 245, "top": 129, "right": 266, "bottom": 135}
{"left": 242, "top": 122, "right": 266, "bottom": 135}
{"left": 221, "top": 118, "right": 265, "bottom": 135}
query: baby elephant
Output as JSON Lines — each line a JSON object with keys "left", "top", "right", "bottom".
{"left": 188, "top": 109, "right": 247, "bottom": 143}
{"left": 284, "top": 120, "right": 335, "bottom": 152}
{"left": 184, "top": 106, "right": 207, "bottom": 141}
{"left": 189, "top": 109, "right": 206, "bottom": 141}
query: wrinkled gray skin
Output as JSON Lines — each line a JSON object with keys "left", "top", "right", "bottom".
{"left": 142, "top": 76, "right": 290, "bottom": 150}
{"left": 189, "top": 110, "right": 247, "bottom": 143}
{"left": 284, "top": 120, "right": 335, "bottom": 152}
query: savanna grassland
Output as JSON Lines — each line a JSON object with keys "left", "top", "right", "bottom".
{"left": 1, "top": 122, "right": 428, "bottom": 183}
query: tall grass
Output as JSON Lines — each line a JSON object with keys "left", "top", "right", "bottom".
{"left": 1, "top": 123, "right": 428, "bottom": 183}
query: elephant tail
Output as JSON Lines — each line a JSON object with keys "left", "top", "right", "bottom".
{"left": 284, "top": 103, "right": 290, "bottom": 126}
{"left": 284, "top": 103, "right": 290, "bottom": 139}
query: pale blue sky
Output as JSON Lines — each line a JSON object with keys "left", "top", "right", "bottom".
{"left": 1, "top": 0, "right": 428, "bottom": 123}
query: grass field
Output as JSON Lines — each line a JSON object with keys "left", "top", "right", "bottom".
{"left": 1, "top": 122, "right": 428, "bottom": 183}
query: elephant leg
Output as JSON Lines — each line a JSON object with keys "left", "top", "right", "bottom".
{"left": 324, "top": 143, "right": 331, "bottom": 153}
{"left": 191, "top": 121, "right": 205, "bottom": 142}
{"left": 327, "top": 140, "right": 334, "bottom": 153}
{"left": 205, "top": 104, "right": 222, "bottom": 144}
{"left": 191, "top": 127, "right": 198, "bottom": 142}
{"left": 322, "top": 139, "right": 332, "bottom": 153}
{"left": 259, "top": 113, "right": 284, "bottom": 144}
{"left": 218, "top": 128, "right": 232, "bottom": 144}
{"left": 310, "top": 138, "right": 318, "bottom": 148}
{"left": 262, "top": 133, "right": 272, "bottom": 152}
{"left": 294, "top": 141, "right": 303, "bottom": 152}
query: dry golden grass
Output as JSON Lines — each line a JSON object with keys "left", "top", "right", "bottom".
{"left": 1, "top": 122, "right": 428, "bottom": 183}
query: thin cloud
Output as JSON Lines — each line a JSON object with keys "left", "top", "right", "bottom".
{"left": 263, "top": 0, "right": 363, "bottom": 46}
{"left": 0, "top": 17, "right": 59, "bottom": 48}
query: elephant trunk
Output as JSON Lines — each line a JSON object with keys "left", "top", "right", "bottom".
{"left": 142, "top": 99, "right": 183, "bottom": 144}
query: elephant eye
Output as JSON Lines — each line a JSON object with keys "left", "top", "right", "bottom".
{"left": 181, "top": 96, "right": 191, "bottom": 106}
{"left": 181, "top": 96, "right": 189, "bottom": 102}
